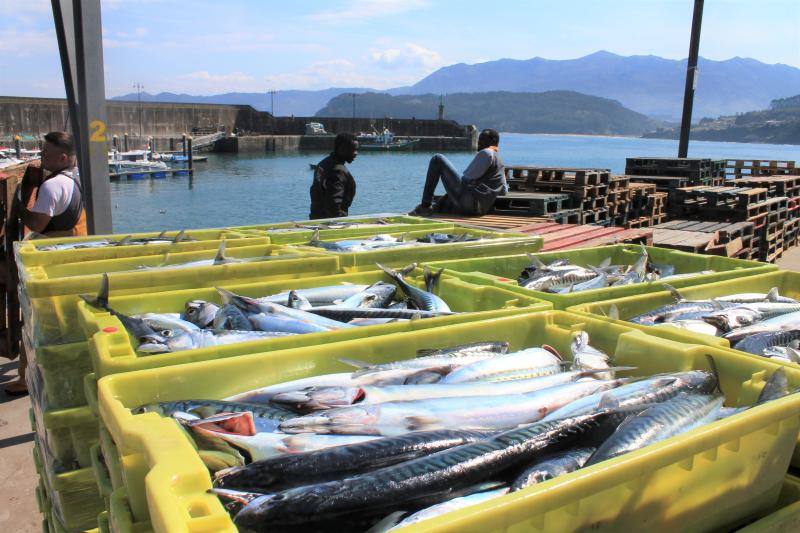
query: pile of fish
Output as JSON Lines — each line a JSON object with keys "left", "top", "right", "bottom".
{"left": 517, "top": 247, "right": 715, "bottom": 293}
{"left": 36, "top": 230, "right": 193, "bottom": 251}
{"left": 82, "top": 264, "right": 454, "bottom": 355}
{"left": 133, "top": 333, "right": 792, "bottom": 531}
{"left": 306, "top": 231, "right": 480, "bottom": 253}
{"left": 623, "top": 286, "right": 800, "bottom": 362}
{"left": 267, "top": 219, "right": 393, "bottom": 233}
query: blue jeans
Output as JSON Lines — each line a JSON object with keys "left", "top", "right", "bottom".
{"left": 421, "top": 154, "right": 475, "bottom": 213}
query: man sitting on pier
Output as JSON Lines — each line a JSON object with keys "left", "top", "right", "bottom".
{"left": 409, "top": 128, "right": 506, "bottom": 217}
{"left": 309, "top": 133, "right": 358, "bottom": 220}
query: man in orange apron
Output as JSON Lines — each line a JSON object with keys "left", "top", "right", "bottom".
{"left": 4, "top": 131, "right": 87, "bottom": 395}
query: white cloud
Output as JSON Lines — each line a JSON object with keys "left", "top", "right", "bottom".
{"left": 0, "top": 28, "right": 55, "bottom": 55}
{"left": 309, "top": 0, "right": 428, "bottom": 23}
{"left": 369, "top": 43, "right": 444, "bottom": 71}
{"left": 0, "top": 0, "right": 49, "bottom": 17}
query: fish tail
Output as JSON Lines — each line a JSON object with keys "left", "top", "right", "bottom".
{"left": 213, "top": 241, "right": 228, "bottom": 265}
{"left": 704, "top": 354, "right": 724, "bottom": 396}
{"left": 173, "top": 229, "right": 186, "bottom": 243}
{"left": 526, "top": 253, "right": 546, "bottom": 269}
{"left": 80, "top": 273, "right": 111, "bottom": 310}
{"left": 424, "top": 266, "right": 444, "bottom": 292}
{"left": 662, "top": 283, "right": 684, "bottom": 302}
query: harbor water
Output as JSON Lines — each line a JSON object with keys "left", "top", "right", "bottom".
{"left": 111, "top": 133, "right": 800, "bottom": 233}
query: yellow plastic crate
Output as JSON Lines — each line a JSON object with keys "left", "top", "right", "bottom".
{"left": 15, "top": 229, "right": 261, "bottom": 269}
{"left": 97, "top": 511, "right": 110, "bottom": 533}
{"left": 30, "top": 400, "right": 98, "bottom": 472}
{"left": 25, "top": 334, "right": 92, "bottom": 410}
{"left": 568, "top": 270, "right": 800, "bottom": 355}
{"left": 19, "top": 251, "right": 340, "bottom": 347}
{"left": 19, "top": 242, "right": 317, "bottom": 283}
{"left": 98, "top": 425, "right": 124, "bottom": 492}
{"left": 239, "top": 216, "right": 455, "bottom": 245}
{"left": 424, "top": 244, "right": 777, "bottom": 309}
{"left": 77, "top": 268, "right": 549, "bottom": 378}
{"left": 98, "top": 311, "right": 800, "bottom": 532}
{"left": 285, "top": 226, "right": 544, "bottom": 270}
{"left": 33, "top": 437, "right": 106, "bottom": 532}
{"left": 737, "top": 475, "right": 800, "bottom": 531}
{"left": 90, "top": 443, "right": 114, "bottom": 502}
{"left": 109, "top": 489, "right": 153, "bottom": 533}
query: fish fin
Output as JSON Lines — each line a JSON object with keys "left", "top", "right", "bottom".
{"left": 173, "top": 229, "right": 186, "bottom": 243}
{"left": 213, "top": 241, "right": 228, "bottom": 265}
{"left": 608, "top": 304, "right": 620, "bottom": 321}
{"left": 156, "top": 230, "right": 168, "bottom": 238}
{"left": 337, "top": 357, "right": 371, "bottom": 369}
{"left": 598, "top": 257, "right": 611, "bottom": 269}
{"left": 704, "top": 354, "right": 724, "bottom": 397}
{"left": 310, "top": 229, "right": 321, "bottom": 244}
{"left": 208, "top": 488, "right": 264, "bottom": 505}
{"left": 365, "top": 512, "right": 408, "bottom": 533}
{"left": 541, "top": 344, "right": 563, "bottom": 360}
{"left": 570, "top": 331, "right": 590, "bottom": 355}
{"left": 526, "top": 253, "right": 546, "bottom": 269}
{"left": 710, "top": 299, "right": 723, "bottom": 311}
{"left": 404, "top": 415, "right": 440, "bottom": 431}
{"left": 375, "top": 262, "right": 400, "bottom": 282}
{"left": 661, "top": 283, "right": 684, "bottom": 302}
{"left": 756, "top": 368, "right": 789, "bottom": 404}
{"left": 767, "top": 287, "right": 780, "bottom": 302}
{"left": 398, "top": 263, "right": 417, "bottom": 277}
{"left": 598, "top": 393, "right": 619, "bottom": 410}
{"left": 116, "top": 235, "right": 132, "bottom": 246}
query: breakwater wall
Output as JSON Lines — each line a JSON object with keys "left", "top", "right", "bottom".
{"left": 218, "top": 134, "right": 475, "bottom": 153}
{"left": 0, "top": 97, "right": 476, "bottom": 150}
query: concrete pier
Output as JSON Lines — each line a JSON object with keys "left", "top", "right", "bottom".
{"left": 0, "top": 96, "right": 477, "bottom": 153}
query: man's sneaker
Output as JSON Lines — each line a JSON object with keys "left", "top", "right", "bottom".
{"left": 408, "top": 204, "right": 434, "bottom": 216}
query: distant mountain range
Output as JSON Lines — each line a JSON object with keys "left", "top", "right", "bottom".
{"left": 112, "top": 51, "right": 800, "bottom": 123}
{"left": 317, "top": 91, "right": 658, "bottom": 135}
{"left": 111, "top": 88, "right": 372, "bottom": 118}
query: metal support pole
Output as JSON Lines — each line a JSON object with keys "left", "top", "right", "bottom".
{"left": 123, "top": 132, "right": 128, "bottom": 151}
{"left": 169, "top": 137, "right": 175, "bottom": 152}
{"left": 187, "top": 137, "right": 193, "bottom": 175}
{"left": 182, "top": 133, "right": 187, "bottom": 156}
{"left": 14, "top": 136, "right": 21, "bottom": 158}
{"left": 52, "top": 0, "right": 113, "bottom": 234}
{"left": 112, "top": 134, "right": 118, "bottom": 151}
{"left": 678, "top": 0, "right": 704, "bottom": 158}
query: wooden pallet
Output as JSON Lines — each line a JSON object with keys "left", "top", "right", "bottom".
{"left": 725, "top": 159, "right": 796, "bottom": 179}
{"left": 653, "top": 228, "right": 715, "bottom": 253}
{"left": 732, "top": 175, "right": 800, "bottom": 197}
{"left": 492, "top": 191, "right": 571, "bottom": 216}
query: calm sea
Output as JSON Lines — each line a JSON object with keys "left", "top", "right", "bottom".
{"left": 110, "top": 133, "right": 800, "bottom": 233}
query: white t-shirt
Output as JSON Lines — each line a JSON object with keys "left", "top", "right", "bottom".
{"left": 31, "top": 170, "right": 77, "bottom": 217}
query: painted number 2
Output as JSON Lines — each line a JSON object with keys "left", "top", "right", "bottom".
{"left": 89, "top": 120, "right": 107, "bottom": 142}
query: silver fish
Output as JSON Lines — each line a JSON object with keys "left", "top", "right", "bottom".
{"left": 137, "top": 329, "right": 295, "bottom": 354}
{"left": 278, "top": 379, "right": 624, "bottom": 436}
{"left": 184, "top": 300, "right": 220, "bottom": 328}
{"left": 439, "top": 346, "right": 563, "bottom": 384}
{"left": 377, "top": 263, "right": 451, "bottom": 313}
{"left": 388, "top": 488, "right": 510, "bottom": 530}
{"left": 261, "top": 284, "right": 370, "bottom": 307}
{"left": 571, "top": 331, "right": 612, "bottom": 380}
{"left": 585, "top": 393, "right": 724, "bottom": 465}
{"left": 274, "top": 369, "right": 613, "bottom": 410}
{"left": 511, "top": 447, "right": 595, "bottom": 490}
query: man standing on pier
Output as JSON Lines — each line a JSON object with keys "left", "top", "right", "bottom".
{"left": 409, "top": 128, "right": 506, "bottom": 217}
{"left": 309, "top": 133, "right": 358, "bottom": 219}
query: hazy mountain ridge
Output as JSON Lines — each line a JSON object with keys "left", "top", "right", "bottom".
{"left": 317, "top": 90, "right": 658, "bottom": 135}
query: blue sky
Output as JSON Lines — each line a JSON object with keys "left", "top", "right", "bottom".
{"left": 1, "top": 0, "right": 798, "bottom": 97}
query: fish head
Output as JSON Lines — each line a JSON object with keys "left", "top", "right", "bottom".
{"left": 674, "top": 370, "right": 717, "bottom": 394}
{"left": 161, "top": 331, "right": 200, "bottom": 352}
{"left": 702, "top": 307, "right": 759, "bottom": 331}
{"left": 272, "top": 386, "right": 365, "bottom": 410}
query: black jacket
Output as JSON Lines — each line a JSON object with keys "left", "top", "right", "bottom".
{"left": 309, "top": 153, "right": 356, "bottom": 219}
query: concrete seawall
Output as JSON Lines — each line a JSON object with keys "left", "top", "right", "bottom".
{"left": 220, "top": 134, "right": 474, "bottom": 153}
{"left": 0, "top": 96, "right": 476, "bottom": 151}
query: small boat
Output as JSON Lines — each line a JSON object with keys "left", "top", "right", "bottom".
{"left": 358, "top": 129, "right": 420, "bottom": 151}
{"left": 305, "top": 122, "right": 328, "bottom": 135}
